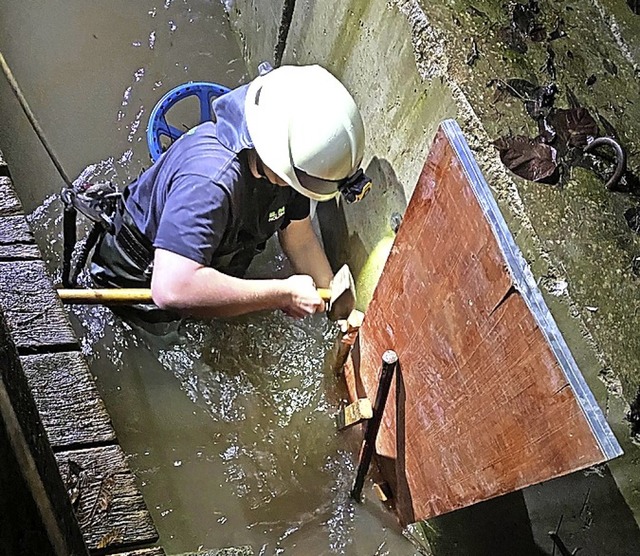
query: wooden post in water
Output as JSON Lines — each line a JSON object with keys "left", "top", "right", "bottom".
{"left": 332, "top": 309, "right": 364, "bottom": 375}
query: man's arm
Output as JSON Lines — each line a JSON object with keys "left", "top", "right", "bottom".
{"left": 151, "top": 248, "right": 324, "bottom": 319}
{"left": 278, "top": 216, "right": 334, "bottom": 288}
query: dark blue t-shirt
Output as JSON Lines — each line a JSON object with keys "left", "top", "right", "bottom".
{"left": 124, "top": 84, "right": 309, "bottom": 275}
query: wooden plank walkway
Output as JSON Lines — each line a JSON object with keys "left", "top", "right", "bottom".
{"left": 344, "top": 120, "right": 622, "bottom": 526}
{"left": 0, "top": 148, "right": 162, "bottom": 554}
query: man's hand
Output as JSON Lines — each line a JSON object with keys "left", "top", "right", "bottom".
{"left": 281, "top": 274, "right": 325, "bottom": 318}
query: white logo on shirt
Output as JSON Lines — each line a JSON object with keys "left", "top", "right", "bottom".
{"left": 268, "top": 207, "right": 285, "bottom": 222}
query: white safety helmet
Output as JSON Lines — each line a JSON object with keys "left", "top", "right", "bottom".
{"left": 245, "top": 64, "right": 366, "bottom": 202}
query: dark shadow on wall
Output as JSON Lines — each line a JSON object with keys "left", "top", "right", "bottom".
{"left": 523, "top": 465, "right": 640, "bottom": 556}
{"left": 427, "top": 464, "right": 640, "bottom": 556}
{"left": 317, "top": 156, "right": 408, "bottom": 280}
{"left": 427, "top": 491, "right": 545, "bottom": 556}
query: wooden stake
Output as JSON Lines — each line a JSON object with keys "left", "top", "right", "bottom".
{"left": 332, "top": 309, "right": 364, "bottom": 374}
{"left": 336, "top": 398, "right": 373, "bottom": 430}
{"left": 373, "top": 482, "right": 393, "bottom": 503}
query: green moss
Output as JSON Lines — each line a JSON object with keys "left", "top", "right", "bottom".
{"left": 326, "top": 0, "right": 372, "bottom": 77}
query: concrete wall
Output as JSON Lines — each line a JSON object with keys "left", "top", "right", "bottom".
{"left": 223, "top": 0, "right": 283, "bottom": 73}
{"left": 225, "top": 0, "right": 640, "bottom": 550}
{"left": 227, "top": 0, "right": 457, "bottom": 301}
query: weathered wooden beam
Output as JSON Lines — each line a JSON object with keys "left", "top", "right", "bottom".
{"left": 108, "top": 548, "right": 166, "bottom": 556}
{"left": 21, "top": 352, "right": 116, "bottom": 449}
{"left": 0, "top": 148, "right": 162, "bottom": 554}
{"left": 0, "top": 176, "right": 22, "bottom": 216}
{"left": 55, "top": 445, "right": 159, "bottom": 553}
{"left": 0, "top": 309, "right": 88, "bottom": 555}
{"left": 0, "top": 213, "right": 41, "bottom": 259}
{"left": 0, "top": 259, "right": 78, "bottom": 351}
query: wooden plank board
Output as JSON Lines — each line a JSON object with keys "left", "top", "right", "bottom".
{"left": 0, "top": 176, "right": 22, "bottom": 216}
{"left": 0, "top": 259, "right": 78, "bottom": 351}
{"left": 21, "top": 352, "right": 116, "bottom": 449}
{"left": 345, "top": 119, "right": 621, "bottom": 526}
{"left": 56, "top": 445, "right": 159, "bottom": 553}
{"left": 0, "top": 213, "right": 40, "bottom": 259}
{"left": 0, "top": 149, "right": 163, "bottom": 555}
{"left": 109, "top": 549, "right": 166, "bottom": 556}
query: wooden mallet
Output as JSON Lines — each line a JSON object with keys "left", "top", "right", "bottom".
{"left": 57, "top": 264, "right": 356, "bottom": 321}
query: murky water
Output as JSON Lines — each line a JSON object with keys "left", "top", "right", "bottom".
{"left": 0, "top": 1, "right": 419, "bottom": 553}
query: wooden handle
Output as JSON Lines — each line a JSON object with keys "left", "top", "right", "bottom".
{"left": 57, "top": 288, "right": 154, "bottom": 304}
{"left": 58, "top": 287, "right": 333, "bottom": 305}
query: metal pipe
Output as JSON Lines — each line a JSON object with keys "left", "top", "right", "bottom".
{"left": 351, "top": 349, "right": 398, "bottom": 502}
{"left": 274, "top": 0, "right": 296, "bottom": 68}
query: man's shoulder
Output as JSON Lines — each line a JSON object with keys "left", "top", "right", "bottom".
{"left": 171, "top": 123, "right": 244, "bottom": 184}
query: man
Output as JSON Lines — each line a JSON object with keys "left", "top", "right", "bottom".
{"left": 90, "top": 64, "right": 370, "bottom": 320}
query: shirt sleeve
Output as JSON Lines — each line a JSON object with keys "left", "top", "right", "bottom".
{"left": 280, "top": 191, "right": 310, "bottom": 229}
{"left": 154, "top": 174, "right": 230, "bottom": 266}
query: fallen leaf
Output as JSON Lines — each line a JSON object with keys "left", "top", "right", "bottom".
{"left": 97, "top": 474, "right": 116, "bottom": 513}
{"left": 97, "top": 528, "right": 124, "bottom": 549}
{"left": 505, "top": 78, "right": 539, "bottom": 99}
{"left": 493, "top": 136, "right": 559, "bottom": 182}
{"left": 548, "top": 108, "right": 598, "bottom": 148}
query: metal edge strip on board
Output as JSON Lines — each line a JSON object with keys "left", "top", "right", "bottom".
{"left": 442, "top": 118, "right": 622, "bottom": 460}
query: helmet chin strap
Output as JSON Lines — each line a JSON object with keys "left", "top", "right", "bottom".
{"left": 338, "top": 169, "right": 373, "bottom": 204}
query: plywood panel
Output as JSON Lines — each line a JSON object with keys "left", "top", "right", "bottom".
{"left": 345, "top": 120, "right": 621, "bottom": 526}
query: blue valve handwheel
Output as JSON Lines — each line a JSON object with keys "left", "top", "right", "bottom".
{"left": 147, "top": 81, "right": 230, "bottom": 162}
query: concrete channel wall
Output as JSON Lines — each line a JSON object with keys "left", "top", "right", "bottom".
{"left": 224, "top": 0, "right": 640, "bottom": 550}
